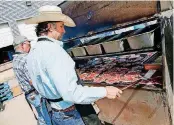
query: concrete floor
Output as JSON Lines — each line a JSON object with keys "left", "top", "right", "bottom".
{"left": 0, "top": 67, "right": 37, "bottom": 125}
{"left": 0, "top": 94, "right": 37, "bottom": 125}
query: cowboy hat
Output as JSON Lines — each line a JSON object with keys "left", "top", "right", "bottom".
{"left": 25, "top": 5, "right": 76, "bottom": 27}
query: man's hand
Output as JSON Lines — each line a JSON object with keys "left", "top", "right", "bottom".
{"left": 105, "top": 86, "right": 122, "bottom": 99}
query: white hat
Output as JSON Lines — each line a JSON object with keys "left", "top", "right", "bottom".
{"left": 25, "top": 5, "right": 76, "bottom": 27}
{"left": 13, "top": 36, "right": 31, "bottom": 47}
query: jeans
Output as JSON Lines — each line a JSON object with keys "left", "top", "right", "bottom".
{"left": 51, "top": 108, "right": 85, "bottom": 125}
{"left": 26, "top": 92, "right": 52, "bottom": 125}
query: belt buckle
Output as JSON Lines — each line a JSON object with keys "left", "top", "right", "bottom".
{"left": 52, "top": 106, "right": 74, "bottom": 112}
{"left": 62, "top": 106, "right": 74, "bottom": 112}
{"left": 30, "top": 95, "right": 35, "bottom": 100}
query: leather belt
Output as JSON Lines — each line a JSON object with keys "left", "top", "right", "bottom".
{"left": 25, "top": 88, "right": 37, "bottom": 96}
{"left": 52, "top": 105, "right": 75, "bottom": 112}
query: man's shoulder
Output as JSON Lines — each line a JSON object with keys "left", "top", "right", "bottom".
{"left": 35, "top": 39, "right": 59, "bottom": 49}
{"left": 27, "top": 42, "right": 56, "bottom": 61}
{"left": 13, "top": 54, "right": 27, "bottom": 71}
{"left": 37, "top": 40, "right": 62, "bottom": 54}
{"left": 27, "top": 39, "right": 64, "bottom": 63}
{"left": 13, "top": 54, "right": 27, "bottom": 64}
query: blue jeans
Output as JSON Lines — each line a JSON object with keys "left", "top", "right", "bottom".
{"left": 51, "top": 108, "right": 85, "bottom": 125}
{"left": 26, "top": 92, "right": 52, "bottom": 125}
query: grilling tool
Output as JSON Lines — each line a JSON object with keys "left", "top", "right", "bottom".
{"left": 121, "top": 69, "right": 156, "bottom": 91}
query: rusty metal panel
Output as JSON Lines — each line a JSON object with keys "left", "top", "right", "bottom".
{"left": 60, "top": 1, "right": 157, "bottom": 26}
{"left": 96, "top": 89, "right": 171, "bottom": 125}
{"left": 60, "top": 1, "right": 158, "bottom": 40}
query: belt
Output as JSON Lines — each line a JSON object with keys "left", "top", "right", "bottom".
{"left": 25, "top": 88, "right": 37, "bottom": 96}
{"left": 52, "top": 105, "right": 75, "bottom": 112}
{"left": 47, "top": 98, "right": 63, "bottom": 103}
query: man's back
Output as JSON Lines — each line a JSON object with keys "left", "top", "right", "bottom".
{"left": 13, "top": 53, "right": 33, "bottom": 92}
{"left": 27, "top": 36, "right": 75, "bottom": 110}
{"left": 27, "top": 36, "right": 107, "bottom": 110}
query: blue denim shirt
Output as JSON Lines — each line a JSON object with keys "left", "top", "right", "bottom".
{"left": 27, "top": 36, "right": 106, "bottom": 110}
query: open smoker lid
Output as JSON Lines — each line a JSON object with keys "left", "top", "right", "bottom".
{"left": 59, "top": 1, "right": 161, "bottom": 41}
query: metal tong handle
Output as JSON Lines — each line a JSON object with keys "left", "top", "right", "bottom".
{"left": 121, "top": 70, "right": 156, "bottom": 91}
{"left": 121, "top": 79, "right": 142, "bottom": 91}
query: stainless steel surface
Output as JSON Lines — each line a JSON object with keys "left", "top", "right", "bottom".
{"left": 127, "top": 30, "right": 155, "bottom": 49}
{"left": 85, "top": 44, "right": 102, "bottom": 55}
{"left": 102, "top": 40, "right": 124, "bottom": 53}
{"left": 161, "top": 20, "right": 173, "bottom": 124}
{"left": 143, "top": 70, "right": 156, "bottom": 80}
{"left": 71, "top": 47, "right": 87, "bottom": 57}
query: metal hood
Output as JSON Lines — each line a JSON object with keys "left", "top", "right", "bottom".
{"left": 59, "top": 1, "right": 159, "bottom": 40}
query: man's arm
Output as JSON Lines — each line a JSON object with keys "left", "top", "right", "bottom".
{"left": 45, "top": 43, "right": 122, "bottom": 104}
{"left": 23, "top": 60, "right": 32, "bottom": 85}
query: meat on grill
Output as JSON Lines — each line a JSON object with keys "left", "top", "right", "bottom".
{"left": 83, "top": 72, "right": 100, "bottom": 81}
{"left": 77, "top": 52, "right": 161, "bottom": 86}
{"left": 93, "top": 76, "right": 106, "bottom": 83}
{"left": 79, "top": 73, "right": 89, "bottom": 81}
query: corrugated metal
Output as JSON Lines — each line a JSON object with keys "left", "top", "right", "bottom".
{"left": 0, "top": 24, "right": 13, "bottom": 48}
{"left": 8, "top": 21, "right": 20, "bottom": 37}
{"left": 17, "top": 20, "right": 37, "bottom": 48}
{"left": 0, "top": 20, "right": 37, "bottom": 49}
{"left": 0, "top": 1, "right": 63, "bottom": 48}
{"left": 0, "top": 1, "right": 63, "bottom": 24}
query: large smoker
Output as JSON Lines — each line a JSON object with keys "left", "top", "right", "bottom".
{"left": 59, "top": 1, "right": 173, "bottom": 125}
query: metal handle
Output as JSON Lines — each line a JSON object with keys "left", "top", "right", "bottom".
{"left": 121, "top": 79, "right": 141, "bottom": 91}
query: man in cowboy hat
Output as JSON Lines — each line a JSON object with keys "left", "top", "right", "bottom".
{"left": 25, "top": 5, "right": 122, "bottom": 125}
{"left": 12, "top": 36, "right": 52, "bottom": 125}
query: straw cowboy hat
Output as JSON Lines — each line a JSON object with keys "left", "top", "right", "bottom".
{"left": 25, "top": 5, "right": 76, "bottom": 27}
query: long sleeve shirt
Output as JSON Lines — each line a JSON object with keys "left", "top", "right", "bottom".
{"left": 13, "top": 52, "right": 34, "bottom": 93}
{"left": 26, "top": 36, "right": 106, "bottom": 110}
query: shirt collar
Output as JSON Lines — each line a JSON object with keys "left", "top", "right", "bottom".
{"left": 38, "top": 36, "right": 63, "bottom": 47}
{"left": 13, "top": 51, "right": 27, "bottom": 57}
{"left": 15, "top": 50, "right": 27, "bottom": 54}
